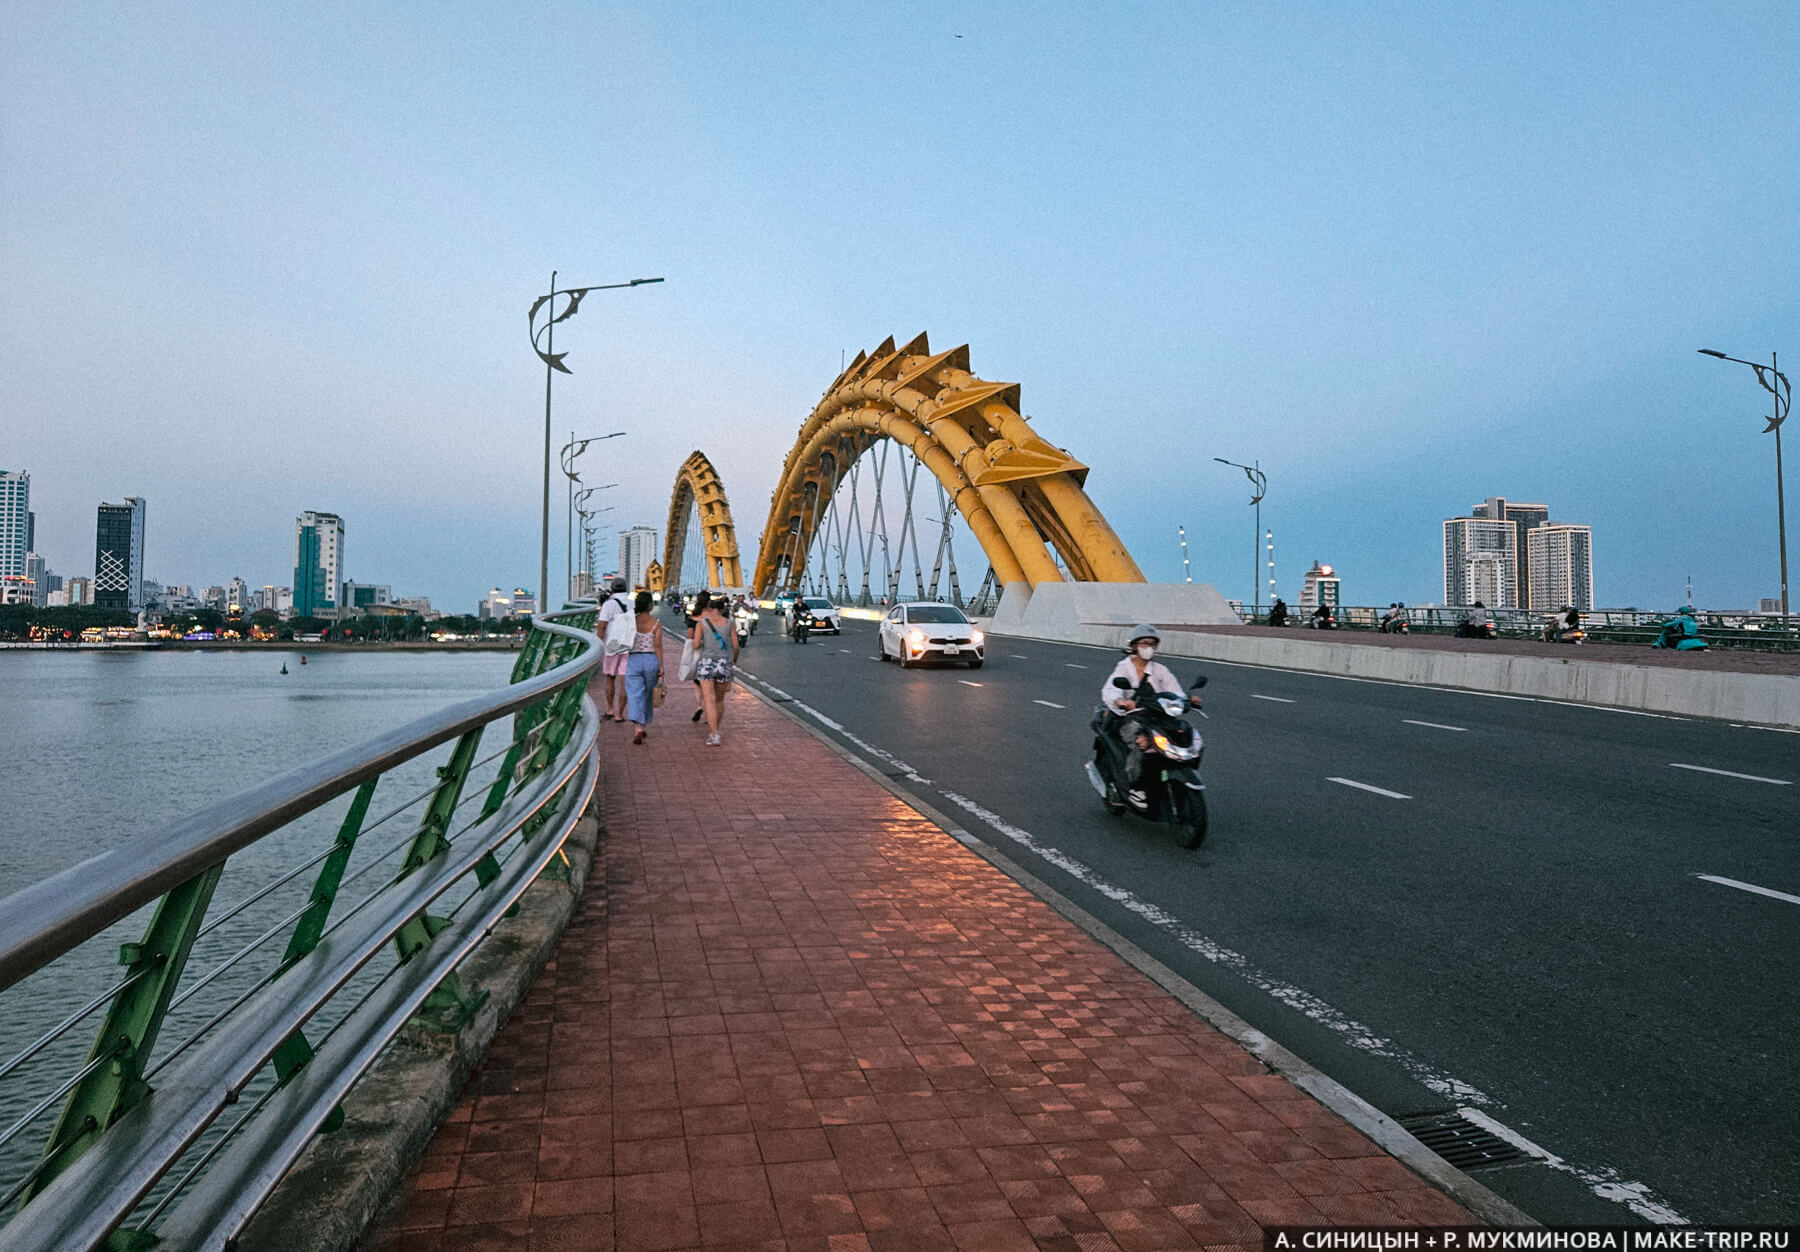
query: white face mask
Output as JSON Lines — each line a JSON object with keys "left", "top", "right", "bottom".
{"left": 1135, "top": 645, "right": 1156, "bottom": 660}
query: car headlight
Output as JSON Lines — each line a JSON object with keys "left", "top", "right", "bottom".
{"left": 969, "top": 629, "right": 984, "bottom": 645}
{"left": 907, "top": 629, "right": 925, "bottom": 646}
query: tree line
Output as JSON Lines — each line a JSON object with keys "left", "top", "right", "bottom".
{"left": 0, "top": 605, "right": 533, "bottom": 642}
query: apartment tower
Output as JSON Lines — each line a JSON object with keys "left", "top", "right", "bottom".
{"left": 94, "top": 497, "right": 147, "bottom": 610}
{"left": 293, "top": 511, "right": 345, "bottom": 617}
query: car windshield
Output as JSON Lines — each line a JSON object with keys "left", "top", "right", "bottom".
{"left": 906, "top": 605, "right": 967, "bottom": 624}
{"left": 803, "top": 599, "right": 834, "bottom": 610}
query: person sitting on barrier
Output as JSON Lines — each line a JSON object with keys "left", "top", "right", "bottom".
{"left": 1653, "top": 605, "right": 1708, "bottom": 651}
{"left": 1101, "top": 624, "right": 1190, "bottom": 803}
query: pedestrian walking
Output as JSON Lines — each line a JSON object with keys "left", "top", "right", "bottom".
{"left": 597, "top": 577, "right": 634, "bottom": 721}
{"left": 683, "top": 589, "right": 709, "bottom": 722}
{"left": 690, "top": 591, "right": 739, "bottom": 745}
{"left": 623, "top": 591, "right": 664, "bottom": 744}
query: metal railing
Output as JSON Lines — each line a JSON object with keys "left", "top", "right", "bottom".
{"left": 1244, "top": 605, "right": 1800, "bottom": 651}
{"left": 0, "top": 609, "right": 603, "bottom": 1251}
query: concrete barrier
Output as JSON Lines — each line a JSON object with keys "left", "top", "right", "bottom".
{"left": 988, "top": 584, "right": 1800, "bottom": 728}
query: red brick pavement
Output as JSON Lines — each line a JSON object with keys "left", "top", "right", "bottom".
{"left": 363, "top": 654, "right": 1474, "bottom": 1252}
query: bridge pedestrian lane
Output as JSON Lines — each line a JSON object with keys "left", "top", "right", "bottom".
{"left": 363, "top": 646, "right": 1473, "bottom": 1252}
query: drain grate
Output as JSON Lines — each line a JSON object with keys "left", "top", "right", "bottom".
{"left": 1397, "top": 1111, "right": 1529, "bottom": 1170}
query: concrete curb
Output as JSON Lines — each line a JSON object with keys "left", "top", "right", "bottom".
{"left": 238, "top": 800, "right": 603, "bottom": 1252}
{"left": 995, "top": 623, "right": 1800, "bottom": 729}
{"left": 739, "top": 677, "right": 1539, "bottom": 1230}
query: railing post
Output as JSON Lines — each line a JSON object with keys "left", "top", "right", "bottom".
{"left": 26, "top": 864, "right": 225, "bottom": 1201}
{"left": 391, "top": 730, "right": 489, "bottom": 1027}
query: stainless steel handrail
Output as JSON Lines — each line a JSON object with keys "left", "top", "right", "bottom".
{"left": 0, "top": 613, "right": 601, "bottom": 991}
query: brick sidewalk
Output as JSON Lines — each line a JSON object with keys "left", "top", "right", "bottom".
{"left": 363, "top": 651, "right": 1473, "bottom": 1251}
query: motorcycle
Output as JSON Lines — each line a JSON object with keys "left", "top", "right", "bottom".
{"left": 734, "top": 602, "right": 756, "bottom": 647}
{"left": 1085, "top": 674, "right": 1210, "bottom": 849}
{"left": 1455, "top": 615, "right": 1497, "bottom": 640}
{"left": 1379, "top": 606, "right": 1410, "bottom": 634}
{"left": 789, "top": 605, "right": 814, "bottom": 644}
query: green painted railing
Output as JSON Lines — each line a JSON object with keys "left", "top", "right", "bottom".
{"left": 0, "top": 608, "right": 602, "bottom": 1251}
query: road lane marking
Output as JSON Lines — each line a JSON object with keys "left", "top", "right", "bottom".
{"left": 1033, "top": 699, "right": 1065, "bottom": 709}
{"left": 958, "top": 680, "right": 984, "bottom": 688}
{"left": 1327, "top": 777, "right": 1412, "bottom": 800}
{"left": 1696, "top": 874, "right": 1800, "bottom": 906}
{"left": 1011, "top": 654, "right": 1031, "bottom": 659}
{"left": 732, "top": 667, "right": 1686, "bottom": 1224}
{"left": 839, "top": 648, "right": 851, "bottom": 652}
{"left": 1063, "top": 663, "right": 1087, "bottom": 669}
{"left": 1403, "top": 719, "right": 1467, "bottom": 732}
{"left": 1669, "top": 763, "right": 1792, "bottom": 786}
{"left": 1250, "top": 694, "right": 1294, "bottom": 703}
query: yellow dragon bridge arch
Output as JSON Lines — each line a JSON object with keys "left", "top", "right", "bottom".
{"left": 662, "top": 452, "right": 744, "bottom": 593}
{"left": 751, "top": 333, "right": 1143, "bottom": 597}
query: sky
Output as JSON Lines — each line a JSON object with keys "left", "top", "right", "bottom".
{"left": 4, "top": 2, "right": 1798, "bottom": 613}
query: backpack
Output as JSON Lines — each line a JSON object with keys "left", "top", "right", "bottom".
{"left": 603, "top": 595, "right": 635, "bottom": 654}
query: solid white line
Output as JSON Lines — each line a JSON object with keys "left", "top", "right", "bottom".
{"left": 1063, "top": 662, "right": 1087, "bottom": 669}
{"left": 1033, "top": 699, "right": 1065, "bottom": 709}
{"left": 958, "top": 680, "right": 984, "bottom": 688}
{"left": 1327, "top": 777, "right": 1413, "bottom": 800}
{"left": 1696, "top": 874, "right": 1800, "bottom": 906}
{"left": 1404, "top": 719, "right": 1468, "bottom": 732}
{"left": 1250, "top": 694, "right": 1295, "bottom": 703}
{"left": 1669, "top": 763, "right": 1792, "bottom": 786}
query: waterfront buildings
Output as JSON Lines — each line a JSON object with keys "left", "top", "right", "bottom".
{"left": 94, "top": 497, "right": 146, "bottom": 611}
{"left": 618, "top": 527, "right": 658, "bottom": 592}
{"left": 293, "top": 511, "right": 345, "bottom": 617}
{"left": 513, "top": 588, "right": 537, "bottom": 618}
{"left": 0, "top": 472, "right": 28, "bottom": 579}
{"left": 479, "top": 588, "right": 512, "bottom": 619}
{"left": 1527, "top": 524, "right": 1595, "bottom": 611}
{"left": 342, "top": 582, "right": 393, "bottom": 610}
{"left": 1298, "top": 561, "right": 1341, "bottom": 610}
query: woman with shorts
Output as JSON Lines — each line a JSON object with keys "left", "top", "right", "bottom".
{"left": 689, "top": 592, "right": 739, "bottom": 745}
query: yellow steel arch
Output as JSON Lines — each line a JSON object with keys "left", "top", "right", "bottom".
{"left": 645, "top": 560, "right": 664, "bottom": 595}
{"left": 751, "top": 333, "right": 1144, "bottom": 596}
{"left": 663, "top": 451, "right": 744, "bottom": 592}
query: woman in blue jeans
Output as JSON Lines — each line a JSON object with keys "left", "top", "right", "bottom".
{"left": 623, "top": 591, "right": 665, "bottom": 744}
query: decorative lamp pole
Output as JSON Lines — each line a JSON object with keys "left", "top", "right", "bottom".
{"left": 529, "top": 272, "right": 662, "bottom": 612}
{"left": 1698, "top": 348, "right": 1789, "bottom": 616}
{"left": 1179, "top": 526, "right": 1192, "bottom": 582}
{"left": 1213, "top": 458, "right": 1268, "bottom": 615}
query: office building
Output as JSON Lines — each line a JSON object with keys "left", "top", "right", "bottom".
{"left": 1443, "top": 516, "right": 1519, "bottom": 607}
{"left": 1470, "top": 496, "right": 1548, "bottom": 606}
{"left": 0, "top": 576, "right": 33, "bottom": 605}
{"left": 513, "top": 588, "right": 537, "bottom": 618}
{"left": 63, "top": 576, "right": 93, "bottom": 606}
{"left": 1, "top": 471, "right": 31, "bottom": 579}
{"left": 1298, "top": 560, "right": 1341, "bottom": 610}
{"left": 293, "top": 511, "right": 345, "bottom": 616}
{"left": 94, "top": 497, "right": 147, "bottom": 610}
{"left": 342, "top": 582, "right": 393, "bottom": 610}
{"left": 1527, "top": 524, "right": 1594, "bottom": 611}
{"left": 618, "top": 527, "right": 659, "bottom": 592}
{"left": 396, "top": 596, "right": 435, "bottom": 618}
{"left": 24, "top": 553, "right": 48, "bottom": 607}
{"left": 479, "top": 588, "right": 512, "bottom": 620}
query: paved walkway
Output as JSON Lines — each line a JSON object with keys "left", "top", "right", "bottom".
{"left": 363, "top": 646, "right": 1473, "bottom": 1251}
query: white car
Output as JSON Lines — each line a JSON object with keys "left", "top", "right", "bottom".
{"left": 791, "top": 597, "right": 842, "bottom": 635}
{"left": 878, "top": 602, "right": 985, "bottom": 668}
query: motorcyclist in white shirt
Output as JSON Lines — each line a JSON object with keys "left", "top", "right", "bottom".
{"left": 1101, "top": 625, "right": 1197, "bottom": 801}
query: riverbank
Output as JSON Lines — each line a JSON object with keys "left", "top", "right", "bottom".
{"left": 0, "top": 639, "right": 523, "bottom": 652}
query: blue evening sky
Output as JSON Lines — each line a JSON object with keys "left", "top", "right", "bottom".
{"left": 4, "top": 2, "right": 1797, "bottom": 612}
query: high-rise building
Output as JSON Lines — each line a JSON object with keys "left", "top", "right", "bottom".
{"left": 225, "top": 577, "right": 250, "bottom": 615}
{"left": 1298, "top": 560, "right": 1341, "bottom": 610}
{"left": 94, "top": 497, "right": 146, "bottom": 610}
{"left": 1443, "top": 516, "right": 1519, "bottom": 607}
{"left": 1527, "top": 524, "right": 1594, "bottom": 611}
{"left": 513, "top": 588, "right": 537, "bottom": 618}
{"left": 293, "top": 511, "right": 345, "bottom": 616}
{"left": 479, "top": 588, "right": 512, "bottom": 620}
{"left": 24, "top": 553, "right": 48, "bottom": 607}
{"left": 618, "top": 527, "right": 658, "bottom": 592}
{"left": 1470, "top": 496, "right": 1548, "bottom": 607}
{"left": 0, "top": 471, "right": 30, "bottom": 579}
{"left": 65, "top": 576, "right": 93, "bottom": 606}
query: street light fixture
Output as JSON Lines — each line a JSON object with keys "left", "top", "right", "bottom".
{"left": 561, "top": 428, "right": 624, "bottom": 604}
{"left": 530, "top": 272, "right": 663, "bottom": 611}
{"left": 1698, "top": 348, "right": 1790, "bottom": 616}
{"left": 1213, "top": 458, "right": 1269, "bottom": 616}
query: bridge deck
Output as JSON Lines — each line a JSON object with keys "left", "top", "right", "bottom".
{"left": 363, "top": 647, "right": 1472, "bottom": 1252}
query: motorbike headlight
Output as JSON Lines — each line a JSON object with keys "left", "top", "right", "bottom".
{"left": 1151, "top": 732, "right": 1173, "bottom": 753}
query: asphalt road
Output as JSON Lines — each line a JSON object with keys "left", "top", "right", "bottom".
{"left": 733, "top": 616, "right": 1800, "bottom": 1226}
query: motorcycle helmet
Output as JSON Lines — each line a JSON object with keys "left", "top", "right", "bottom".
{"left": 1127, "top": 623, "right": 1160, "bottom": 647}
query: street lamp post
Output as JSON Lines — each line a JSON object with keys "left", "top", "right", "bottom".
{"left": 1698, "top": 348, "right": 1790, "bottom": 616}
{"left": 530, "top": 272, "right": 663, "bottom": 613}
{"left": 1213, "top": 458, "right": 1268, "bottom": 616}
{"left": 561, "top": 429, "right": 623, "bottom": 603}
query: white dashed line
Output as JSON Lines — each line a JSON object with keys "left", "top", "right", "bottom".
{"left": 1033, "top": 699, "right": 1065, "bottom": 709}
{"left": 1696, "top": 875, "right": 1800, "bottom": 906}
{"left": 1250, "top": 694, "right": 1294, "bottom": 703}
{"left": 1063, "top": 663, "right": 1087, "bottom": 669}
{"left": 1669, "top": 763, "right": 1791, "bottom": 786}
{"left": 1327, "top": 777, "right": 1412, "bottom": 800}
{"left": 958, "top": 680, "right": 984, "bottom": 688}
{"left": 1011, "top": 654, "right": 1032, "bottom": 660}
{"left": 839, "top": 648, "right": 851, "bottom": 653}
{"left": 1403, "top": 719, "right": 1467, "bottom": 732}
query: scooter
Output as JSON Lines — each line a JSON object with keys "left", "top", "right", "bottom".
{"left": 789, "top": 605, "right": 813, "bottom": 644}
{"left": 734, "top": 603, "right": 756, "bottom": 647}
{"left": 1084, "top": 674, "right": 1210, "bottom": 849}
{"left": 1455, "top": 616, "right": 1498, "bottom": 640}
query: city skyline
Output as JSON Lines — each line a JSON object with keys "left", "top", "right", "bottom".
{"left": 5, "top": 8, "right": 1797, "bottom": 612}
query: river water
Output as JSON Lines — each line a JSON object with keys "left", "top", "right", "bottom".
{"left": 0, "top": 647, "right": 519, "bottom": 1201}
